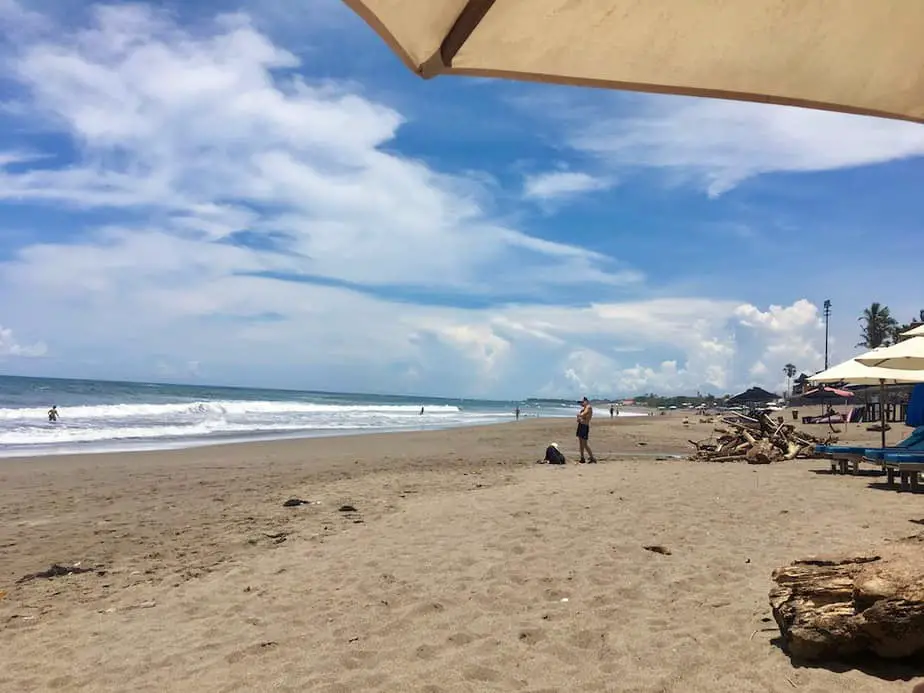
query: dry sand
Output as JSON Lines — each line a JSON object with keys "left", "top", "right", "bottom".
{"left": 1, "top": 414, "right": 922, "bottom": 692}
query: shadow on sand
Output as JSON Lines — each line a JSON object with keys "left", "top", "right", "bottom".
{"left": 865, "top": 481, "right": 924, "bottom": 494}
{"left": 806, "top": 467, "right": 884, "bottom": 478}
{"left": 770, "top": 637, "right": 924, "bottom": 682}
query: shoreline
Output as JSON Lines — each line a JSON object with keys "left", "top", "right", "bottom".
{"left": 0, "top": 410, "right": 654, "bottom": 461}
{"left": 0, "top": 415, "right": 663, "bottom": 467}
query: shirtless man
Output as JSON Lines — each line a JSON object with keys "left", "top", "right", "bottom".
{"left": 576, "top": 397, "right": 597, "bottom": 464}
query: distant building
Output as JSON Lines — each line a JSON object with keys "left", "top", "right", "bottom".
{"left": 791, "top": 373, "right": 811, "bottom": 396}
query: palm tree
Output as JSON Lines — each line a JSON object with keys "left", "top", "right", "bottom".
{"left": 858, "top": 302, "right": 898, "bottom": 349}
{"left": 783, "top": 363, "right": 797, "bottom": 398}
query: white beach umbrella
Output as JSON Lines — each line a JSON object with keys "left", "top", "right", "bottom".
{"left": 341, "top": 0, "right": 924, "bottom": 123}
{"left": 901, "top": 324, "right": 924, "bottom": 338}
{"left": 808, "top": 357, "right": 924, "bottom": 386}
{"left": 856, "top": 337, "right": 924, "bottom": 371}
{"left": 809, "top": 353, "right": 924, "bottom": 447}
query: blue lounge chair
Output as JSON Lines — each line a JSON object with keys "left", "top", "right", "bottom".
{"left": 881, "top": 451, "right": 924, "bottom": 492}
{"left": 815, "top": 426, "right": 924, "bottom": 474}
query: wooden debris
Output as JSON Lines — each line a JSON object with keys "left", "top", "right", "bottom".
{"left": 17, "top": 563, "right": 97, "bottom": 584}
{"left": 770, "top": 550, "right": 924, "bottom": 661}
{"left": 688, "top": 410, "right": 835, "bottom": 464}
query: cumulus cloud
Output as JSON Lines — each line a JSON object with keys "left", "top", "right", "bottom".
{"left": 568, "top": 95, "right": 924, "bottom": 196}
{"left": 0, "top": 2, "right": 832, "bottom": 397}
{"left": 0, "top": 2, "right": 631, "bottom": 295}
{"left": 523, "top": 170, "right": 612, "bottom": 201}
{"left": 0, "top": 325, "right": 47, "bottom": 358}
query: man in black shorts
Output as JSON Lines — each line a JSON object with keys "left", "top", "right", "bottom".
{"left": 576, "top": 397, "right": 597, "bottom": 464}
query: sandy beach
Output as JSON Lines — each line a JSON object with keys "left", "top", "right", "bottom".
{"left": 2, "top": 414, "right": 922, "bottom": 692}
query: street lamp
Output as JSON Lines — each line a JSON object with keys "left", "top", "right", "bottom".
{"left": 823, "top": 299, "right": 832, "bottom": 369}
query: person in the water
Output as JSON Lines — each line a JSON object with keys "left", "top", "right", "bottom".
{"left": 47, "top": 405, "right": 58, "bottom": 422}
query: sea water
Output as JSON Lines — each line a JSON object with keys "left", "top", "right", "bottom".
{"left": 0, "top": 376, "right": 608, "bottom": 458}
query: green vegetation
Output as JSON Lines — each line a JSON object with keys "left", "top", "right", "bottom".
{"left": 629, "top": 393, "right": 725, "bottom": 409}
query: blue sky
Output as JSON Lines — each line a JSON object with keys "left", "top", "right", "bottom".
{"left": 1, "top": 0, "right": 923, "bottom": 399}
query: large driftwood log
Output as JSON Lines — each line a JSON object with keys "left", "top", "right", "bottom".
{"left": 769, "top": 550, "right": 924, "bottom": 661}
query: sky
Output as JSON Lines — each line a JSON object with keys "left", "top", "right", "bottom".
{"left": 0, "top": 0, "right": 923, "bottom": 400}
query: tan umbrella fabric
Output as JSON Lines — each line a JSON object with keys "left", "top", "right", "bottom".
{"left": 856, "top": 337, "right": 924, "bottom": 370}
{"left": 341, "top": 0, "right": 924, "bottom": 123}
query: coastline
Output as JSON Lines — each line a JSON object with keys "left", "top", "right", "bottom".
{"left": 0, "top": 408, "right": 651, "bottom": 461}
{"left": 2, "top": 415, "right": 917, "bottom": 692}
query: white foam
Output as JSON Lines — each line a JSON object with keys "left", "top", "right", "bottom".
{"left": 0, "top": 400, "right": 461, "bottom": 421}
{"left": 0, "top": 397, "right": 514, "bottom": 455}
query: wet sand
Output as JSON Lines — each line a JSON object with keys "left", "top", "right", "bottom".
{"left": 1, "top": 414, "right": 922, "bottom": 692}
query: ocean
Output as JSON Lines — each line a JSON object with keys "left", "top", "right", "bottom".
{"left": 0, "top": 376, "right": 603, "bottom": 458}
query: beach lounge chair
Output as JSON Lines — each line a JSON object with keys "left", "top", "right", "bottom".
{"left": 815, "top": 426, "right": 924, "bottom": 475}
{"left": 881, "top": 451, "right": 924, "bottom": 492}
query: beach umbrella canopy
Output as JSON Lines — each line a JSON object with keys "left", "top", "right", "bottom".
{"left": 808, "top": 357, "right": 924, "bottom": 386}
{"left": 856, "top": 337, "right": 924, "bottom": 370}
{"left": 902, "top": 324, "right": 924, "bottom": 338}
{"left": 810, "top": 350, "right": 924, "bottom": 447}
{"left": 341, "top": 0, "right": 924, "bottom": 123}
{"left": 726, "top": 386, "right": 778, "bottom": 406}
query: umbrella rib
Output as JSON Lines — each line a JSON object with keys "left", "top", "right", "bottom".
{"left": 419, "top": 0, "right": 497, "bottom": 78}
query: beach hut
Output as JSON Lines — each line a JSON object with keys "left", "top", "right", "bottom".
{"left": 340, "top": 0, "right": 924, "bottom": 124}
{"left": 725, "top": 386, "right": 778, "bottom": 408}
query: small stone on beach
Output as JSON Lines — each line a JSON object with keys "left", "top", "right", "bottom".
{"left": 643, "top": 545, "right": 672, "bottom": 556}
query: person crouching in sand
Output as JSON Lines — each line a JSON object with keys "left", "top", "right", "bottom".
{"left": 576, "top": 397, "right": 597, "bottom": 464}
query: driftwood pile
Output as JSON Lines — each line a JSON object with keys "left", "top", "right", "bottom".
{"left": 689, "top": 410, "right": 835, "bottom": 464}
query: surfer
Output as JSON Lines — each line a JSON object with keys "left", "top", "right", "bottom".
{"left": 47, "top": 405, "right": 58, "bottom": 422}
{"left": 419, "top": 406, "right": 424, "bottom": 415}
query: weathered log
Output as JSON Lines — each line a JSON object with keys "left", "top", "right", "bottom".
{"left": 770, "top": 550, "right": 924, "bottom": 662}
{"left": 700, "top": 454, "right": 747, "bottom": 463}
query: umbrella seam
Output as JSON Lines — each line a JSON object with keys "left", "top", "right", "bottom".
{"left": 420, "top": 0, "right": 498, "bottom": 79}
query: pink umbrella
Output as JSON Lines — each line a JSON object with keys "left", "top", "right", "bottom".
{"left": 802, "top": 387, "right": 854, "bottom": 399}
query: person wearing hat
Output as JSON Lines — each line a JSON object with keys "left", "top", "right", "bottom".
{"left": 576, "top": 397, "right": 597, "bottom": 464}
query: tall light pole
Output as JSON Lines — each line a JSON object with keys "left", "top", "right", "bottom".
{"left": 823, "top": 299, "right": 832, "bottom": 369}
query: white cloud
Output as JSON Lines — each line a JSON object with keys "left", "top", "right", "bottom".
{"left": 523, "top": 170, "right": 612, "bottom": 201}
{"left": 0, "top": 219, "right": 829, "bottom": 396}
{"left": 569, "top": 95, "right": 924, "bottom": 196}
{"left": 0, "top": 2, "right": 629, "bottom": 295}
{"left": 732, "top": 300, "right": 825, "bottom": 391}
{"left": 0, "top": 325, "right": 47, "bottom": 358}
{"left": 0, "top": 3, "right": 836, "bottom": 398}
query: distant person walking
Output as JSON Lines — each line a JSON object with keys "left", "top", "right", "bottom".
{"left": 47, "top": 405, "right": 58, "bottom": 422}
{"left": 515, "top": 406, "right": 520, "bottom": 421}
{"left": 609, "top": 404, "right": 614, "bottom": 419}
{"left": 576, "top": 397, "right": 597, "bottom": 464}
